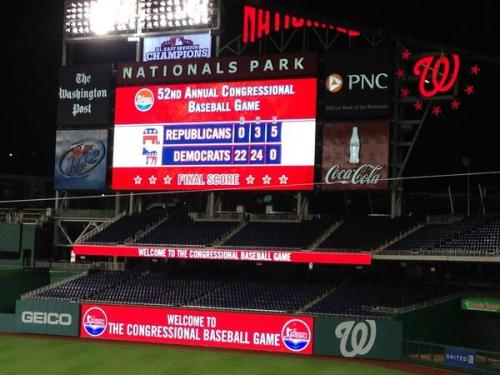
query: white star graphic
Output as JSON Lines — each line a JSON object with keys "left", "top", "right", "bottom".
{"left": 262, "top": 175, "right": 272, "bottom": 185}
{"left": 246, "top": 175, "right": 255, "bottom": 184}
{"left": 279, "top": 174, "right": 288, "bottom": 184}
{"left": 134, "top": 175, "right": 142, "bottom": 185}
{"left": 148, "top": 175, "right": 157, "bottom": 185}
{"left": 163, "top": 175, "right": 172, "bottom": 185}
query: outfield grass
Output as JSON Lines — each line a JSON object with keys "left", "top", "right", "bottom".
{"left": 0, "top": 334, "right": 410, "bottom": 375}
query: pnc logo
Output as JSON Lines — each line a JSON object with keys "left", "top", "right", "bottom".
{"left": 82, "top": 307, "right": 108, "bottom": 337}
{"left": 281, "top": 319, "right": 311, "bottom": 352}
{"left": 325, "top": 73, "right": 343, "bottom": 93}
{"left": 134, "top": 88, "right": 155, "bottom": 112}
{"left": 325, "top": 72, "right": 389, "bottom": 93}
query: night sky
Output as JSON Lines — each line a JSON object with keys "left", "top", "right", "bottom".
{"left": 1, "top": 0, "right": 499, "bottom": 195}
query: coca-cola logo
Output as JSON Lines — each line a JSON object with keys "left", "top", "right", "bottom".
{"left": 325, "top": 164, "right": 385, "bottom": 185}
{"left": 413, "top": 54, "right": 460, "bottom": 98}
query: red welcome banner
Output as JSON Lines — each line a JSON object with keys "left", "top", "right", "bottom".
{"left": 73, "top": 244, "right": 372, "bottom": 265}
{"left": 81, "top": 304, "right": 314, "bottom": 355}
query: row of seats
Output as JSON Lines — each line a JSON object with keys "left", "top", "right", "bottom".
{"left": 87, "top": 209, "right": 166, "bottom": 243}
{"left": 318, "top": 216, "right": 419, "bottom": 252}
{"left": 31, "top": 270, "right": 136, "bottom": 301}
{"left": 138, "top": 213, "right": 239, "bottom": 246}
{"left": 224, "top": 216, "right": 336, "bottom": 249}
{"left": 307, "top": 282, "right": 457, "bottom": 315}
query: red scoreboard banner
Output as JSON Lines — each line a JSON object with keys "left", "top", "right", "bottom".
{"left": 73, "top": 244, "right": 372, "bottom": 265}
{"left": 112, "top": 78, "right": 317, "bottom": 191}
{"left": 81, "top": 304, "right": 314, "bottom": 355}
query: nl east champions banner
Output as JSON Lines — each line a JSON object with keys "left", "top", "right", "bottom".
{"left": 112, "top": 78, "right": 317, "bottom": 191}
{"left": 143, "top": 33, "right": 212, "bottom": 62}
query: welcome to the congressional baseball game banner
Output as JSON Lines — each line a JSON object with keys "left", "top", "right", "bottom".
{"left": 80, "top": 304, "right": 314, "bottom": 355}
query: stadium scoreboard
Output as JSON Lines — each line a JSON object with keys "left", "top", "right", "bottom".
{"left": 112, "top": 77, "right": 317, "bottom": 190}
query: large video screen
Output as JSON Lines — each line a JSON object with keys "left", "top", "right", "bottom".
{"left": 112, "top": 78, "right": 316, "bottom": 190}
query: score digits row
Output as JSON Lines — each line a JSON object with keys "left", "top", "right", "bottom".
{"left": 156, "top": 120, "right": 282, "bottom": 145}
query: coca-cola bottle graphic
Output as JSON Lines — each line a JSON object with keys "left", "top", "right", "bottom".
{"left": 349, "top": 126, "right": 360, "bottom": 164}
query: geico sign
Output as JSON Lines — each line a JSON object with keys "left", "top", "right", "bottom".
{"left": 21, "top": 311, "right": 72, "bottom": 326}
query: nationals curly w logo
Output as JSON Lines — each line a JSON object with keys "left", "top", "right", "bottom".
{"left": 335, "top": 320, "right": 377, "bottom": 358}
{"left": 413, "top": 54, "right": 460, "bottom": 98}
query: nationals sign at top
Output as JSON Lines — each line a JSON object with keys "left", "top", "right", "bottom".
{"left": 112, "top": 78, "right": 317, "bottom": 190}
{"left": 117, "top": 53, "right": 317, "bottom": 85}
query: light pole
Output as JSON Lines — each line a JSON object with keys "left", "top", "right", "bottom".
{"left": 462, "top": 157, "right": 470, "bottom": 216}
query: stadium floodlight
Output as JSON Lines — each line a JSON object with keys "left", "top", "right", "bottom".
{"left": 137, "top": 0, "right": 215, "bottom": 33}
{"left": 65, "top": 0, "right": 137, "bottom": 37}
{"left": 64, "top": 0, "right": 217, "bottom": 39}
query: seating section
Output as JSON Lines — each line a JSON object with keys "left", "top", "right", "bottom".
{"left": 29, "top": 270, "right": 136, "bottom": 301}
{"left": 307, "top": 282, "right": 457, "bottom": 315}
{"left": 436, "top": 219, "right": 500, "bottom": 256}
{"left": 384, "top": 224, "right": 455, "bottom": 252}
{"left": 137, "top": 214, "right": 239, "bottom": 246}
{"left": 86, "top": 209, "right": 166, "bottom": 243}
{"left": 384, "top": 215, "right": 500, "bottom": 256}
{"left": 91, "top": 272, "right": 222, "bottom": 306}
{"left": 83, "top": 212, "right": 499, "bottom": 256}
{"left": 224, "top": 217, "right": 335, "bottom": 249}
{"left": 191, "top": 278, "right": 332, "bottom": 312}
{"left": 318, "top": 216, "right": 418, "bottom": 252}
{"left": 27, "top": 270, "right": 460, "bottom": 315}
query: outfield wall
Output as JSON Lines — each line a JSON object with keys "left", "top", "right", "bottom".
{"left": 397, "top": 299, "right": 462, "bottom": 346}
{"left": 0, "top": 300, "right": 404, "bottom": 360}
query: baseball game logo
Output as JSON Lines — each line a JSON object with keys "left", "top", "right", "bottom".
{"left": 281, "top": 319, "right": 311, "bottom": 352}
{"left": 82, "top": 307, "right": 108, "bottom": 337}
{"left": 134, "top": 88, "right": 155, "bottom": 112}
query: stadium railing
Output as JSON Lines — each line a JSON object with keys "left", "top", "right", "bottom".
{"left": 77, "top": 211, "right": 127, "bottom": 243}
{"left": 404, "top": 339, "right": 500, "bottom": 374}
{"left": 20, "top": 270, "right": 88, "bottom": 300}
